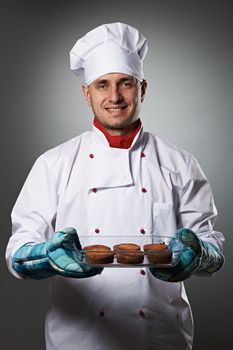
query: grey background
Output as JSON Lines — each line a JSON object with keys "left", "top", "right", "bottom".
{"left": 1, "top": 0, "right": 232, "bottom": 349}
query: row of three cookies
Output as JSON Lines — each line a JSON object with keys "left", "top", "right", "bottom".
{"left": 83, "top": 243, "right": 172, "bottom": 264}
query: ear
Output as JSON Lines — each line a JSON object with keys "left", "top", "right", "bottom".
{"left": 82, "top": 84, "right": 91, "bottom": 106}
{"left": 140, "top": 80, "right": 147, "bottom": 103}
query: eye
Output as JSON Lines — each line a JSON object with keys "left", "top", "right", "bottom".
{"left": 96, "top": 83, "right": 108, "bottom": 90}
{"left": 121, "top": 80, "right": 135, "bottom": 88}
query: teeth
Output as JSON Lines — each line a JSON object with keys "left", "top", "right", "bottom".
{"left": 107, "top": 107, "right": 125, "bottom": 111}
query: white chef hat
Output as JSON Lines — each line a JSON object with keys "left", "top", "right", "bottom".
{"left": 70, "top": 22, "right": 148, "bottom": 85}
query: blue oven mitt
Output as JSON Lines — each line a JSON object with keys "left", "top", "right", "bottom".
{"left": 12, "top": 227, "right": 102, "bottom": 279}
{"left": 149, "top": 228, "right": 224, "bottom": 282}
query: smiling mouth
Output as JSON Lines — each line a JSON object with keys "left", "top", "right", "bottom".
{"left": 105, "top": 106, "right": 127, "bottom": 113}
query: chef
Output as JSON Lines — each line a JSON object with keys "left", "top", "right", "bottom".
{"left": 6, "top": 22, "right": 225, "bottom": 350}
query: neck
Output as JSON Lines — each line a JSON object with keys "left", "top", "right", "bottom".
{"left": 103, "top": 122, "right": 140, "bottom": 136}
{"left": 94, "top": 118, "right": 141, "bottom": 136}
{"left": 93, "top": 117, "right": 142, "bottom": 149}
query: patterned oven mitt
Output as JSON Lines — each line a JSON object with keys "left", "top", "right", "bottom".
{"left": 12, "top": 227, "right": 102, "bottom": 279}
{"left": 149, "top": 228, "right": 225, "bottom": 282}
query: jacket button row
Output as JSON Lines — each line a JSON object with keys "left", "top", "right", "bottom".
{"left": 90, "top": 152, "right": 145, "bottom": 158}
{"left": 90, "top": 152, "right": 145, "bottom": 159}
{"left": 92, "top": 188, "right": 147, "bottom": 194}
{"left": 94, "top": 229, "right": 144, "bottom": 234}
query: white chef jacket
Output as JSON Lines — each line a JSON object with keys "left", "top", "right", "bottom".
{"left": 6, "top": 124, "right": 224, "bottom": 350}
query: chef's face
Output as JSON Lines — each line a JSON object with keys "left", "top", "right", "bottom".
{"left": 82, "top": 73, "right": 147, "bottom": 135}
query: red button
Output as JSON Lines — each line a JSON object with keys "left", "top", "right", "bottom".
{"left": 89, "top": 153, "right": 94, "bottom": 158}
{"left": 95, "top": 228, "right": 100, "bottom": 234}
{"left": 92, "top": 188, "right": 97, "bottom": 193}
{"left": 141, "top": 152, "right": 145, "bottom": 158}
{"left": 140, "top": 228, "right": 145, "bottom": 234}
{"left": 139, "top": 310, "right": 145, "bottom": 318}
{"left": 140, "top": 269, "right": 146, "bottom": 276}
{"left": 141, "top": 187, "right": 147, "bottom": 193}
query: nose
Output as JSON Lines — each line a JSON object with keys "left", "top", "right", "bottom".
{"left": 108, "top": 86, "right": 123, "bottom": 103}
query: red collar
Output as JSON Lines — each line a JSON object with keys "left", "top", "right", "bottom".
{"left": 93, "top": 117, "right": 142, "bottom": 149}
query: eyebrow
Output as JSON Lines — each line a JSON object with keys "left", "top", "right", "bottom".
{"left": 94, "top": 79, "right": 109, "bottom": 85}
{"left": 93, "top": 77, "right": 136, "bottom": 85}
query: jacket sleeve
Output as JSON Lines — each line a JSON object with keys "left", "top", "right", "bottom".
{"left": 5, "top": 154, "right": 58, "bottom": 278}
{"left": 177, "top": 155, "right": 225, "bottom": 251}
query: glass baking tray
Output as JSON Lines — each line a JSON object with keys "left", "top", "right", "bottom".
{"left": 76, "top": 236, "right": 183, "bottom": 268}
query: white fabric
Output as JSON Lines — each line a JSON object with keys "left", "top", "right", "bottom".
{"left": 70, "top": 22, "right": 148, "bottom": 85}
{"left": 6, "top": 125, "right": 224, "bottom": 350}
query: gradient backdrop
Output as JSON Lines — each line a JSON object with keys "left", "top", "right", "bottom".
{"left": 1, "top": 1, "right": 232, "bottom": 349}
